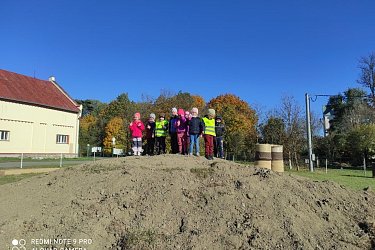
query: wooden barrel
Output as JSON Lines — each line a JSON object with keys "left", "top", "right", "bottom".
{"left": 255, "top": 144, "right": 272, "bottom": 169}
{"left": 271, "top": 145, "right": 284, "bottom": 172}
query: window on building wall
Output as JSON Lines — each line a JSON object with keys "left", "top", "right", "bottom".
{"left": 56, "top": 134, "right": 69, "bottom": 144}
{"left": 0, "top": 131, "right": 10, "bottom": 141}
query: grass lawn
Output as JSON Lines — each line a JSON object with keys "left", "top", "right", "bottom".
{"left": 0, "top": 173, "right": 42, "bottom": 185}
{"left": 287, "top": 168, "right": 375, "bottom": 191}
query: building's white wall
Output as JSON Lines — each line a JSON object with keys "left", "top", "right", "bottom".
{"left": 0, "top": 100, "right": 79, "bottom": 155}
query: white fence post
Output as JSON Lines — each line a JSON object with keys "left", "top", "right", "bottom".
{"left": 20, "top": 153, "right": 24, "bottom": 169}
{"left": 363, "top": 157, "right": 366, "bottom": 176}
{"left": 325, "top": 159, "right": 328, "bottom": 174}
{"left": 60, "top": 153, "right": 63, "bottom": 168}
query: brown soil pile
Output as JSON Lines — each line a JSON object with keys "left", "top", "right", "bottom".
{"left": 0, "top": 155, "right": 374, "bottom": 249}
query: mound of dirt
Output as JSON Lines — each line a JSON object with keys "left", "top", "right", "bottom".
{"left": 0, "top": 155, "right": 374, "bottom": 249}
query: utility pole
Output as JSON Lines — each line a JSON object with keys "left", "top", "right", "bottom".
{"left": 305, "top": 93, "right": 314, "bottom": 172}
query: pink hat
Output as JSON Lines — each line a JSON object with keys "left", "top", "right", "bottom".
{"left": 134, "top": 112, "right": 140, "bottom": 119}
{"left": 177, "top": 108, "right": 184, "bottom": 116}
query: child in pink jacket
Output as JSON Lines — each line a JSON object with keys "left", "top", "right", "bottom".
{"left": 129, "top": 112, "right": 145, "bottom": 156}
{"left": 175, "top": 108, "right": 188, "bottom": 154}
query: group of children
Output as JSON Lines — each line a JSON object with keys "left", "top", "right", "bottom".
{"left": 128, "top": 107, "right": 225, "bottom": 160}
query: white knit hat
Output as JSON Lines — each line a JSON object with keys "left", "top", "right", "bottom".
{"left": 191, "top": 107, "right": 198, "bottom": 114}
{"left": 149, "top": 113, "right": 156, "bottom": 119}
{"left": 208, "top": 109, "right": 216, "bottom": 117}
{"left": 172, "top": 107, "right": 177, "bottom": 113}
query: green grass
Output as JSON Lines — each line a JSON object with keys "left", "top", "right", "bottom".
{"left": 287, "top": 168, "right": 375, "bottom": 191}
{"left": 124, "top": 229, "right": 157, "bottom": 248}
{"left": 0, "top": 173, "right": 42, "bottom": 185}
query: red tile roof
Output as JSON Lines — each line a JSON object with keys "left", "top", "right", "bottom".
{"left": 0, "top": 69, "right": 80, "bottom": 113}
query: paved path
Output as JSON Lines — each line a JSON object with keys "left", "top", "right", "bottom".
{"left": 0, "top": 168, "right": 59, "bottom": 176}
{"left": 0, "top": 160, "right": 93, "bottom": 169}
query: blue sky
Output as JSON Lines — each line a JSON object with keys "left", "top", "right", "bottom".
{"left": 1, "top": 0, "right": 375, "bottom": 116}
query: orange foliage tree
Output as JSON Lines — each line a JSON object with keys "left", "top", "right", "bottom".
{"left": 207, "top": 94, "right": 258, "bottom": 159}
{"left": 103, "top": 116, "right": 127, "bottom": 154}
{"left": 192, "top": 95, "right": 206, "bottom": 112}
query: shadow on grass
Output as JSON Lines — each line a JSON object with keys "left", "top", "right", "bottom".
{"left": 341, "top": 174, "right": 374, "bottom": 179}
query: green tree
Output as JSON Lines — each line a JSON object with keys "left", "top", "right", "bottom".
{"left": 259, "top": 116, "right": 285, "bottom": 145}
{"left": 322, "top": 88, "right": 375, "bottom": 164}
{"left": 347, "top": 124, "right": 375, "bottom": 177}
{"left": 339, "top": 88, "right": 372, "bottom": 130}
{"left": 153, "top": 91, "right": 197, "bottom": 118}
{"left": 76, "top": 99, "right": 107, "bottom": 117}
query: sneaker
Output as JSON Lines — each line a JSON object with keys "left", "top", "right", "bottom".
{"left": 195, "top": 153, "right": 200, "bottom": 157}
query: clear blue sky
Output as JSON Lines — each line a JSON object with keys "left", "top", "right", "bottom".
{"left": 1, "top": 0, "right": 374, "bottom": 116}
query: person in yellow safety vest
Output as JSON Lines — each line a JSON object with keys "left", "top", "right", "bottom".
{"left": 155, "top": 113, "right": 169, "bottom": 154}
{"left": 202, "top": 109, "right": 216, "bottom": 160}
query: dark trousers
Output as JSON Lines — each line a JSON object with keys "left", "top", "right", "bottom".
{"left": 145, "top": 138, "right": 155, "bottom": 155}
{"left": 155, "top": 137, "right": 166, "bottom": 154}
{"left": 204, "top": 134, "right": 214, "bottom": 157}
{"left": 214, "top": 136, "right": 224, "bottom": 158}
{"left": 170, "top": 132, "right": 178, "bottom": 154}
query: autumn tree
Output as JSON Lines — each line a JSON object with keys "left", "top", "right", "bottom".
{"left": 207, "top": 94, "right": 258, "bottom": 160}
{"left": 191, "top": 95, "right": 206, "bottom": 112}
{"left": 79, "top": 114, "right": 98, "bottom": 156}
{"left": 103, "top": 116, "right": 127, "bottom": 154}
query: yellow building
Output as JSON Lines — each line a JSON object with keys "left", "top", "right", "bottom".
{"left": 0, "top": 69, "right": 82, "bottom": 157}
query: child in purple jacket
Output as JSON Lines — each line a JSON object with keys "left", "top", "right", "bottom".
{"left": 175, "top": 108, "right": 188, "bottom": 154}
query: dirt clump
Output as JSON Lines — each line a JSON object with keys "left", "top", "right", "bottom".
{"left": 0, "top": 155, "right": 374, "bottom": 249}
